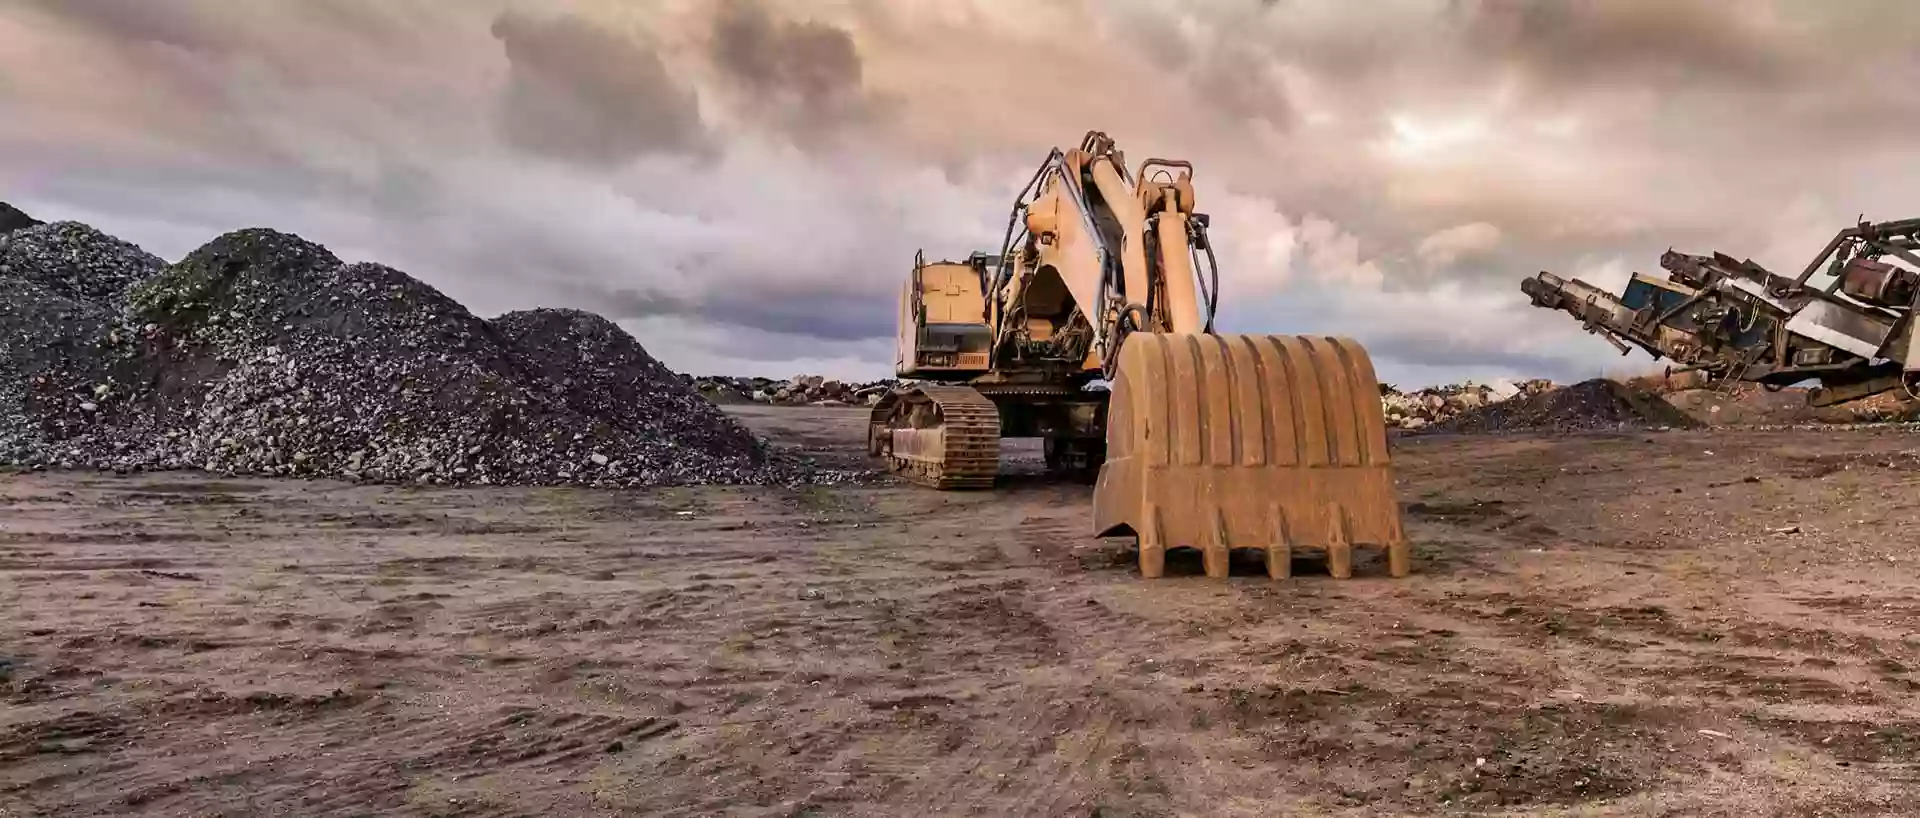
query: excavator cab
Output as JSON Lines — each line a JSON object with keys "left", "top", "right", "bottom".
{"left": 895, "top": 250, "right": 993, "bottom": 377}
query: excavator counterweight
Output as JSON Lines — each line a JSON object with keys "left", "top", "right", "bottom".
{"left": 872, "top": 131, "right": 1409, "bottom": 580}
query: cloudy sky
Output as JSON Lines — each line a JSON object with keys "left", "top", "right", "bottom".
{"left": 4, "top": 0, "right": 1918, "bottom": 386}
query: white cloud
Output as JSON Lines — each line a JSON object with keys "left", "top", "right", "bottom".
{"left": 1208, "top": 193, "right": 1301, "bottom": 295}
{"left": 1297, "top": 217, "right": 1385, "bottom": 290}
{"left": 1416, "top": 221, "right": 1503, "bottom": 268}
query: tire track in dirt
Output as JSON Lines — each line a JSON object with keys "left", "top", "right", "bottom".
{"left": 874, "top": 686, "right": 1136, "bottom": 818}
{"left": 0, "top": 710, "right": 128, "bottom": 765}
{"left": 659, "top": 498, "right": 1158, "bottom": 817}
{"left": 871, "top": 520, "right": 1173, "bottom": 817}
{"left": 106, "top": 699, "right": 676, "bottom": 815}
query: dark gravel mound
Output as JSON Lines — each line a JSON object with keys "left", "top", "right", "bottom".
{"left": 494, "top": 309, "right": 767, "bottom": 468}
{"left": 1, "top": 222, "right": 854, "bottom": 486}
{"left": 1, "top": 221, "right": 167, "bottom": 304}
{"left": 0, "top": 212, "right": 165, "bottom": 465}
{"left": 1430, "top": 378, "right": 1701, "bottom": 434}
{"left": 0, "top": 280, "right": 116, "bottom": 463}
{"left": 0, "top": 201, "right": 40, "bottom": 234}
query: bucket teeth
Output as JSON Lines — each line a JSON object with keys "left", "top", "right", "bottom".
{"left": 1093, "top": 333, "right": 1411, "bottom": 579}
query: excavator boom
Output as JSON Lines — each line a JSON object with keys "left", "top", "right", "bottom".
{"left": 875, "top": 131, "right": 1410, "bottom": 580}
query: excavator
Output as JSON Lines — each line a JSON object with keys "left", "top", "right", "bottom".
{"left": 868, "top": 131, "right": 1410, "bottom": 580}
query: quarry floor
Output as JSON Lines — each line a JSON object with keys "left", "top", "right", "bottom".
{"left": 4, "top": 406, "right": 1920, "bottom": 817}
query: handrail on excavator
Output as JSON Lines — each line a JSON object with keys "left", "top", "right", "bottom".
{"left": 1136, "top": 158, "right": 1192, "bottom": 183}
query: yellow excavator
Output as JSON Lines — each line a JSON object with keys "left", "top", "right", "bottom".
{"left": 869, "top": 131, "right": 1409, "bottom": 580}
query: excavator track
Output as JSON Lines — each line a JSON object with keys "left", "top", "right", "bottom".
{"left": 868, "top": 385, "right": 1001, "bottom": 489}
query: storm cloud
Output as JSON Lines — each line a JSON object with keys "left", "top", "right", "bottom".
{"left": 3, "top": 0, "right": 1917, "bottom": 385}
{"left": 492, "top": 9, "right": 709, "bottom": 164}
{"left": 705, "top": 0, "right": 889, "bottom": 143}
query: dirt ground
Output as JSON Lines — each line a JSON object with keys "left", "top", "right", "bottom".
{"left": 4, "top": 405, "right": 1920, "bottom": 817}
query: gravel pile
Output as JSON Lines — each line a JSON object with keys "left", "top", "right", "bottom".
{"left": 494, "top": 308, "right": 778, "bottom": 481}
{"left": 0, "top": 280, "right": 116, "bottom": 460}
{"left": 694, "top": 374, "right": 896, "bottom": 407}
{"left": 1381, "top": 378, "right": 1556, "bottom": 430}
{"left": 2, "top": 221, "right": 166, "bottom": 305}
{"left": 0, "top": 205, "right": 860, "bottom": 486}
{"left": 0, "top": 212, "right": 153, "bottom": 464}
{"left": 0, "top": 218, "right": 171, "bottom": 464}
{"left": 0, "top": 202, "right": 40, "bottom": 234}
{"left": 1428, "top": 378, "right": 1701, "bottom": 434}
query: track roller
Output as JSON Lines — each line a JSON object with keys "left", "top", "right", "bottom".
{"left": 869, "top": 384, "right": 1001, "bottom": 489}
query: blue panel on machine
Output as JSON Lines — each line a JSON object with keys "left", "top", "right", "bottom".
{"left": 1621, "top": 278, "right": 1693, "bottom": 313}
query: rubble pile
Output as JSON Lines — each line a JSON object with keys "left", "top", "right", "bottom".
{"left": 693, "top": 374, "right": 896, "bottom": 407}
{"left": 0, "top": 202, "right": 42, "bottom": 234}
{"left": 495, "top": 308, "right": 768, "bottom": 472}
{"left": 1379, "top": 379, "right": 1555, "bottom": 430}
{"left": 0, "top": 218, "right": 165, "bottom": 463}
{"left": 0, "top": 205, "right": 857, "bottom": 486}
{"left": 1428, "top": 378, "right": 1701, "bottom": 434}
{"left": 2, "top": 221, "right": 166, "bottom": 305}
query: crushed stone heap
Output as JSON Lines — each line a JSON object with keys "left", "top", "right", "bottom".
{"left": 0, "top": 205, "right": 852, "bottom": 486}
{"left": 692, "top": 374, "right": 897, "bottom": 407}
{"left": 0, "top": 201, "right": 42, "bottom": 234}
{"left": 1428, "top": 378, "right": 1701, "bottom": 434}
{"left": 2, "top": 221, "right": 166, "bottom": 304}
{"left": 493, "top": 308, "right": 771, "bottom": 477}
{"left": 1, "top": 213, "right": 167, "bottom": 462}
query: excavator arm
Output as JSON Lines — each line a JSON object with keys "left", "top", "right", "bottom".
{"left": 881, "top": 131, "right": 1410, "bottom": 581}
{"left": 1016, "top": 132, "right": 1408, "bottom": 579}
{"left": 985, "top": 135, "right": 1223, "bottom": 375}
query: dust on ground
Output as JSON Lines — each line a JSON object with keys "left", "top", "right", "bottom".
{"left": 4, "top": 405, "right": 1919, "bottom": 817}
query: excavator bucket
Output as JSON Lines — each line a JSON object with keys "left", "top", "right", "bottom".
{"left": 1093, "top": 333, "right": 1410, "bottom": 579}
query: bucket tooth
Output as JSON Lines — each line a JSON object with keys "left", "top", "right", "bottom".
{"left": 1203, "top": 506, "right": 1230, "bottom": 578}
{"left": 1266, "top": 503, "right": 1291, "bottom": 580}
{"left": 1093, "top": 333, "right": 1409, "bottom": 579}
{"left": 1139, "top": 503, "right": 1166, "bottom": 579}
{"left": 1325, "top": 504, "right": 1354, "bottom": 579}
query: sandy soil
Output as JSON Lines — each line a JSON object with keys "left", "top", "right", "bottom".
{"left": 4, "top": 405, "right": 1920, "bottom": 817}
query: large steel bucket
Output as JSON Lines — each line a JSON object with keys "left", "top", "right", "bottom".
{"left": 1093, "top": 333, "right": 1410, "bottom": 579}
